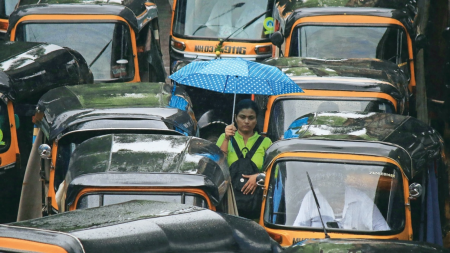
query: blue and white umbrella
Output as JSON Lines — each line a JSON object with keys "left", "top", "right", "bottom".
{"left": 169, "top": 58, "right": 303, "bottom": 122}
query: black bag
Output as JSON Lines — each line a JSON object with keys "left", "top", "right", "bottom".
{"left": 229, "top": 136, "right": 264, "bottom": 219}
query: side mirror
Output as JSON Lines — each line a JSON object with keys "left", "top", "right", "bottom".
{"left": 415, "top": 34, "right": 427, "bottom": 51}
{"left": 409, "top": 183, "right": 423, "bottom": 200}
{"left": 38, "top": 144, "right": 52, "bottom": 159}
{"left": 270, "top": 31, "right": 284, "bottom": 49}
{"left": 256, "top": 173, "right": 266, "bottom": 187}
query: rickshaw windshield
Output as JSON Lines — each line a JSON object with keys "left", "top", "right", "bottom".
{"left": 2, "top": 0, "right": 18, "bottom": 17}
{"left": 173, "top": 0, "right": 270, "bottom": 40}
{"left": 265, "top": 161, "right": 405, "bottom": 233}
{"left": 290, "top": 25, "right": 410, "bottom": 77}
{"left": 268, "top": 98, "right": 394, "bottom": 141}
{"left": 15, "top": 22, "right": 134, "bottom": 81}
{"left": 77, "top": 192, "right": 209, "bottom": 209}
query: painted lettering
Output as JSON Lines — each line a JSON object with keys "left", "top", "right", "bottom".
{"left": 292, "top": 238, "right": 309, "bottom": 244}
{"left": 193, "top": 45, "right": 247, "bottom": 55}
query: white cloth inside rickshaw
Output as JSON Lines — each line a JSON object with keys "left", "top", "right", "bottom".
{"left": 293, "top": 186, "right": 390, "bottom": 231}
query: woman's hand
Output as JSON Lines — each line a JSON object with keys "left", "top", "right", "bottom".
{"left": 241, "top": 173, "right": 259, "bottom": 195}
{"left": 224, "top": 124, "right": 237, "bottom": 140}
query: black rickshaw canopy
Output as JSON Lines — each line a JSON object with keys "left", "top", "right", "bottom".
{"left": 265, "top": 112, "right": 443, "bottom": 180}
{"left": 35, "top": 82, "right": 196, "bottom": 140}
{"left": 283, "top": 238, "right": 447, "bottom": 253}
{"left": 2, "top": 200, "right": 281, "bottom": 253}
{"left": 0, "top": 41, "right": 92, "bottom": 104}
{"left": 11, "top": 0, "right": 158, "bottom": 34}
{"left": 263, "top": 57, "right": 409, "bottom": 100}
{"left": 64, "top": 133, "right": 229, "bottom": 206}
{"left": 280, "top": 7, "right": 414, "bottom": 39}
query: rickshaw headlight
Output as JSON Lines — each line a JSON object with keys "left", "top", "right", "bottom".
{"left": 171, "top": 39, "right": 186, "bottom": 51}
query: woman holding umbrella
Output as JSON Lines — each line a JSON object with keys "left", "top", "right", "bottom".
{"left": 216, "top": 99, "right": 272, "bottom": 218}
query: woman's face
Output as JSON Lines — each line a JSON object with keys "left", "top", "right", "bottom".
{"left": 235, "top": 108, "right": 257, "bottom": 134}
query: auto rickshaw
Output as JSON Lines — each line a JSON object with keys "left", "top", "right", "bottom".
{"left": 0, "top": 0, "right": 19, "bottom": 40}
{"left": 19, "top": 82, "right": 196, "bottom": 219}
{"left": 258, "top": 112, "right": 448, "bottom": 246}
{"left": 257, "top": 57, "right": 410, "bottom": 142}
{"left": 284, "top": 239, "right": 449, "bottom": 253}
{"left": 0, "top": 41, "right": 92, "bottom": 223}
{"left": 1, "top": 200, "right": 283, "bottom": 253}
{"left": 9, "top": 0, "right": 166, "bottom": 82}
{"left": 270, "top": 0, "right": 417, "bottom": 92}
{"left": 55, "top": 133, "right": 238, "bottom": 216}
{"left": 170, "top": 0, "right": 275, "bottom": 73}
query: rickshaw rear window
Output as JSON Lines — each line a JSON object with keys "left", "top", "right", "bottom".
{"left": 268, "top": 98, "right": 394, "bottom": 142}
{"left": 173, "top": 0, "right": 271, "bottom": 40}
{"left": 15, "top": 22, "right": 135, "bottom": 82}
{"left": 264, "top": 161, "right": 405, "bottom": 233}
{"left": 77, "top": 192, "right": 209, "bottom": 209}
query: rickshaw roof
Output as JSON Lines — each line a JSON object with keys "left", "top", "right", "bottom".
{"left": 284, "top": 238, "right": 447, "bottom": 253}
{"left": 36, "top": 82, "right": 196, "bottom": 140}
{"left": 10, "top": 0, "right": 158, "bottom": 34}
{"left": 265, "top": 112, "right": 443, "bottom": 179}
{"left": 275, "top": 0, "right": 413, "bottom": 10}
{"left": 263, "top": 58, "right": 408, "bottom": 98}
{"left": 283, "top": 7, "right": 413, "bottom": 38}
{"left": 2, "top": 200, "right": 279, "bottom": 253}
{"left": 0, "top": 41, "right": 92, "bottom": 104}
{"left": 65, "top": 134, "right": 229, "bottom": 206}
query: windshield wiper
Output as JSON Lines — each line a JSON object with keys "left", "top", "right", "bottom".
{"left": 192, "top": 2, "right": 245, "bottom": 36}
{"left": 306, "top": 171, "right": 330, "bottom": 239}
{"left": 89, "top": 39, "right": 113, "bottom": 67}
{"left": 215, "top": 9, "right": 270, "bottom": 48}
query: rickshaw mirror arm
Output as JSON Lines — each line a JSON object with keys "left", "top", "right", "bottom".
{"left": 38, "top": 144, "right": 52, "bottom": 159}
{"left": 409, "top": 182, "right": 423, "bottom": 199}
{"left": 256, "top": 173, "right": 266, "bottom": 187}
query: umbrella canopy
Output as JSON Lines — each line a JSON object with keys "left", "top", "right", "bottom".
{"left": 169, "top": 58, "right": 303, "bottom": 95}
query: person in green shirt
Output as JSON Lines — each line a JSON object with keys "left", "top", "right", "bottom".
{"left": 216, "top": 99, "right": 272, "bottom": 195}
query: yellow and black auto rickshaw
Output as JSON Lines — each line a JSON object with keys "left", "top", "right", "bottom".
{"left": 270, "top": 0, "right": 417, "bottom": 93}
{"left": 0, "top": 41, "right": 92, "bottom": 223}
{"left": 0, "top": 200, "right": 281, "bottom": 253}
{"left": 170, "top": 0, "right": 275, "bottom": 73}
{"left": 0, "top": 0, "right": 19, "bottom": 40}
{"left": 55, "top": 133, "right": 238, "bottom": 216}
{"left": 18, "top": 82, "right": 197, "bottom": 219}
{"left": 9, "top": 0, "right": 166, "bottom": 82}
{"left": 257, "top": 57, "right": 410, "bottom": 142}
{"left": 258, "top": 112, "right": 448, "bottom": 247}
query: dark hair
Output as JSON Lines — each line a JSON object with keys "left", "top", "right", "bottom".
{"left": 234, "top": 99, "right": 259, "bottom": 116}
{"left": 234, "top": 99, "right": 260, "bottom": 133}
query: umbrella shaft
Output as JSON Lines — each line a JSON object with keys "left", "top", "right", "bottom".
{"left": 231, "top": 92, "right": 237, "bottom": 124}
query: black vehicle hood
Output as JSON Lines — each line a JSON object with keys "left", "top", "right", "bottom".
{"left": 263, "top": 57, "right": 409, "bottom": 99}
{"left": 284, "top": 238, "right": 448, "bottom": 253}
{"left": 5, "top": 200, "right": 281, "bottom": 253}
{"left": 0, "top": 41, "right": 92, "bottom": 103}
{"left": 64, "top": 134, "right": 229, "bottom": 206}
{"left": 266, "top": 112, "right": 443, "bottom": 179}
{"left": 40, "top": 107, "right": 196, "bottom": 141}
